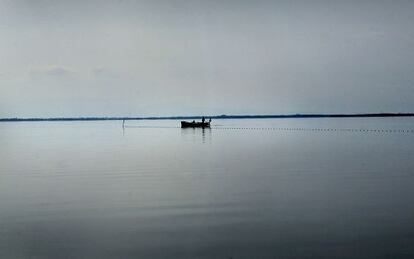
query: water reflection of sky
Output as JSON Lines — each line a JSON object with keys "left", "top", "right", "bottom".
{"left": 1, "top": 118, "right": 414, "bottom": 259}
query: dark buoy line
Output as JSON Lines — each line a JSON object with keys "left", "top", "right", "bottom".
{"left": 210, "top": 126, "right": 414, "bottom": 133}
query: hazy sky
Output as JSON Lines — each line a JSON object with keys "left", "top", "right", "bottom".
{"left": 1, "top": 0, "right": 414, "bottom": 117}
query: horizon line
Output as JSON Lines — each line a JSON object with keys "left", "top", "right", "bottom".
{"left": 1, "top": 113, "right": 414, "bottom": 122}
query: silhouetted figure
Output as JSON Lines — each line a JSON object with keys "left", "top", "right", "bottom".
{"left": 209, "top": 118, "right": 211, "bottom": 123}
{"left": 202, "top": 116, "right": 205, "bottom": 123}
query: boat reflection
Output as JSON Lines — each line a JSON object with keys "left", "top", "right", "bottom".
{"left": 180, "top": 127, "right": 212, "bottom": 144}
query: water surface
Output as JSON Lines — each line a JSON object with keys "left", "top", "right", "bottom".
{"left": 1, "top": 118, "right": 414, "bottom": 259}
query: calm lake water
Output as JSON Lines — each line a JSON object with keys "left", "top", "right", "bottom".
{"left": 1, "top": 118, "right": 414, "bottom": 259}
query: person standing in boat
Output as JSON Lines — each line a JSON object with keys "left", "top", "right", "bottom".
{"left": 202, "top": 116, "right": 205, "bottom": 123}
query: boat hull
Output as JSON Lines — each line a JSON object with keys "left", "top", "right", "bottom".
{"left": 181, "top": 121, "right": 210, "bottom": 128}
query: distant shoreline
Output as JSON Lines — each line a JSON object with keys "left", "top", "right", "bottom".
{"left": 1, "top": 113, "right": 414, "bottom": 122}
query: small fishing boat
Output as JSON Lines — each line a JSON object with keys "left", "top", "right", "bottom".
{"left": 181, "top": 121, "right": 210, "bottom": 128}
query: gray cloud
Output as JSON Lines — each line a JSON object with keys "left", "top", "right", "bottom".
{"left": 1, "top": 0, "right": 414, "bottom": 117}
{"left": 30, "top": 66, "right": 73, "bottom": 78}
{"left": 91, "top": 67, "right": 119, "bottom": 79}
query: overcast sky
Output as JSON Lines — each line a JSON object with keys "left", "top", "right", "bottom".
{"left": 1, "top": 0, "right": 414, "bottom": 117}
